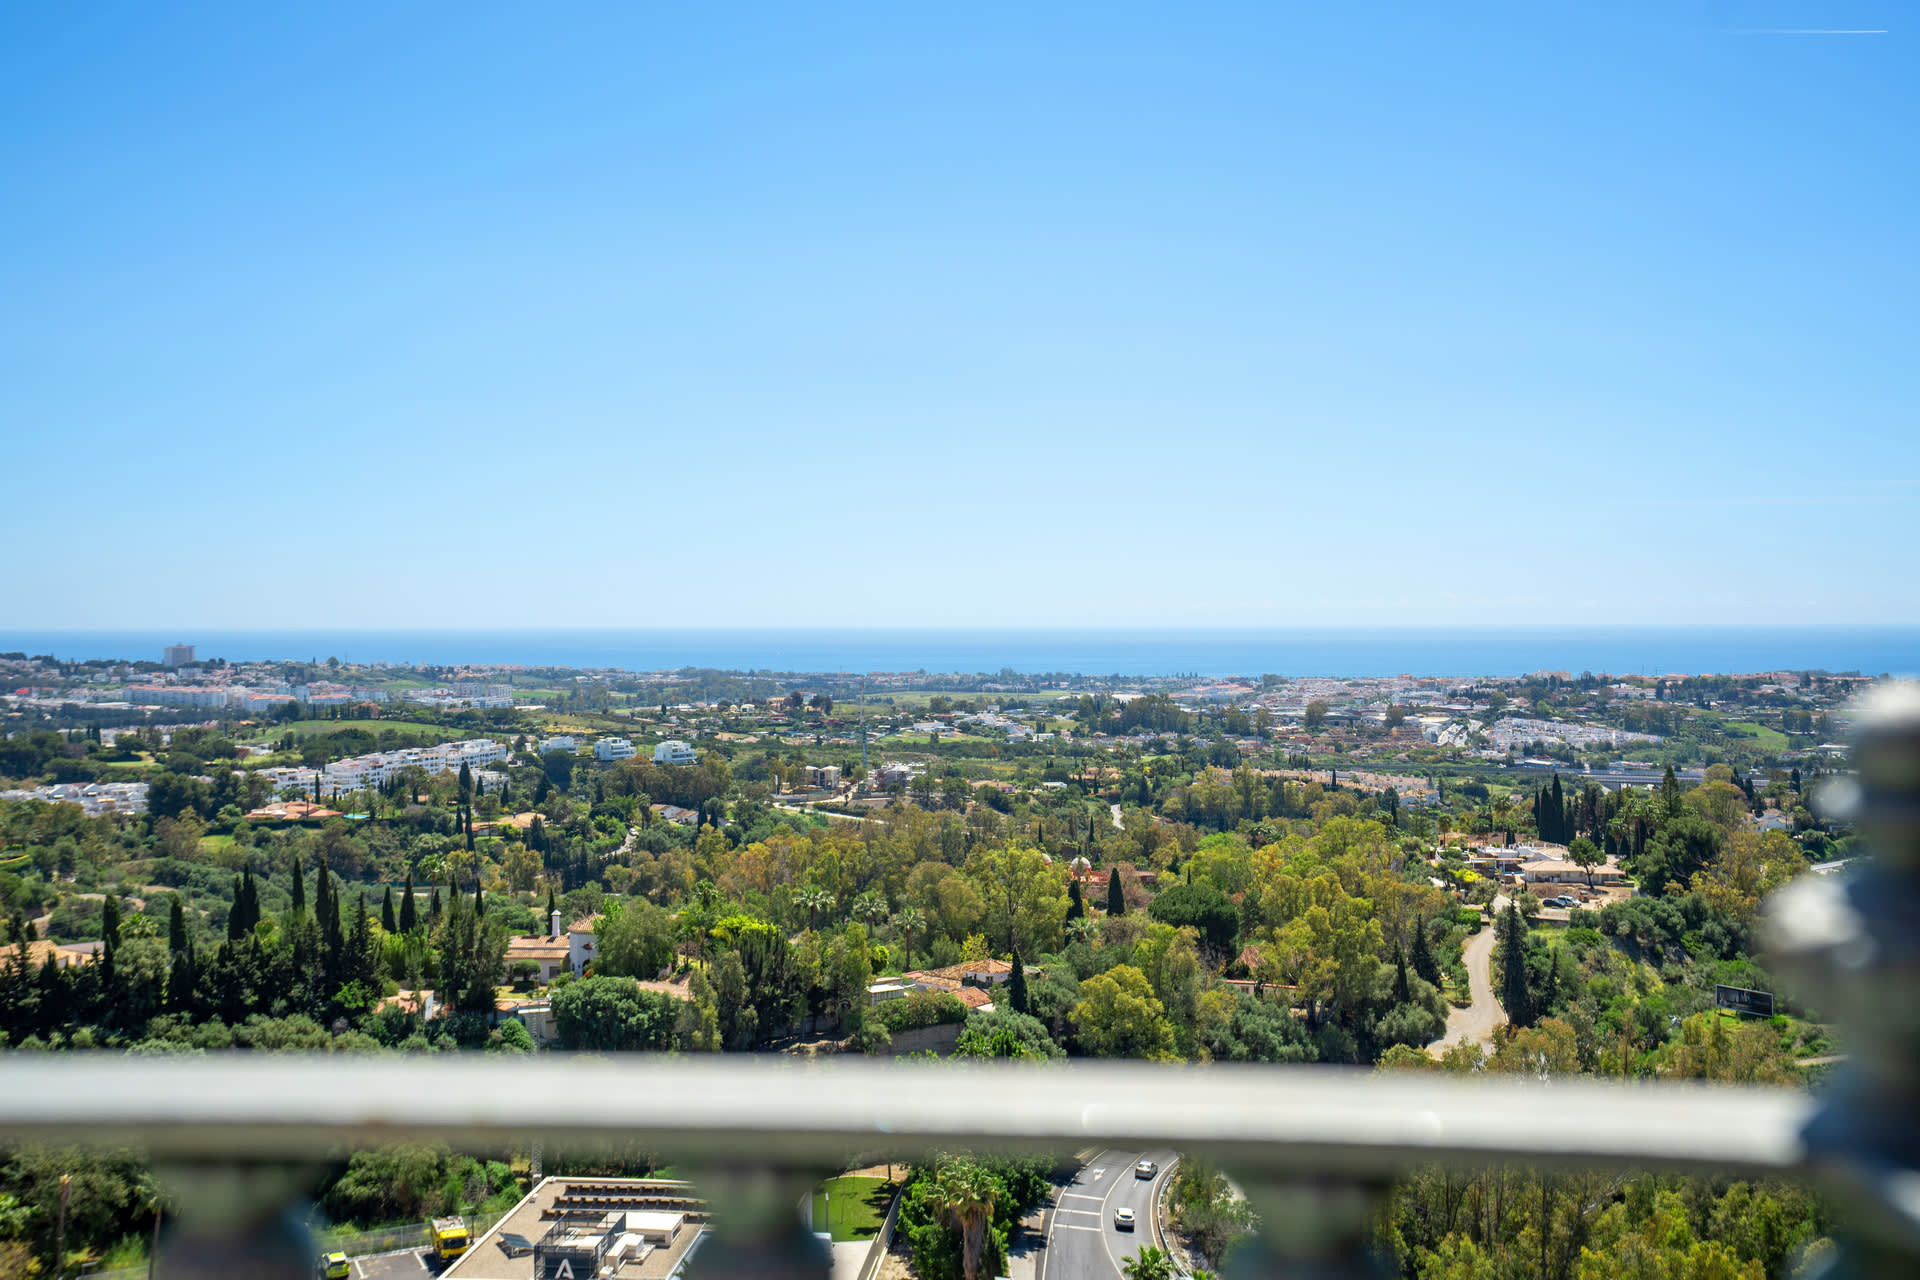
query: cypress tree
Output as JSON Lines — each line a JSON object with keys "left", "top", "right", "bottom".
{"left": 399, "top": 870, "right": 418, "bottom": 933}
{"left": 428, "top": 887, "right": 442, "bottom": 927}
{"left": 1392, "top": 941, "right": 1412, "bottom": 1005}
{"left": 1067, "top": 879, "right": 1085, "bottom": 922}
{"left": 1105, "top": 868, "right": 1125, "bottom": 917}
{"left": 240, "top": 867, "right": 259, "bottom": 933}
{"left": 228, "top": 877, "right": 247, "bottom": 941}
{"left": 474, "top": 878, "right": 485, "bottom": 917}
{"left": 546, "top": 886, "right": 557, "bottom": 924}
{"left": 168, "top": 896, "right": 188, "bottom": 955}
{"left": 291, "top": 856, "right": 306, "bottom": 913}
{"left": 1549, "top": 774, "right": 1565, "bottom": 844}
{"left": 1410, "top": 914, "right": 1439, "bottom": 986}
{"left": 1661, "top": 765, "right": 1682, "bottom": 817}
{"left": 1008, "top": 951, "right": 1029, "bottom": 1015}
{"left": 101, "top": 894, "right": 122, "bottom": 948}
{"left": 382, "top": 887, "right": 397, "bottom": 934}
{"left": 1498, "top": 904, "right": 1534, "bottom": 1029}
{"left": 458, "top": 761, "right": 473, "bottom": 800}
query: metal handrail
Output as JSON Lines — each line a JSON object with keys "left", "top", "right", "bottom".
{"left": 0, "top": 1055, "right": 1812, "bottom": 1179}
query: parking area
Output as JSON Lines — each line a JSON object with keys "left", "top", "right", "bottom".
{"left": 352, "top": 1248, "right": 435, "bottom": 1279}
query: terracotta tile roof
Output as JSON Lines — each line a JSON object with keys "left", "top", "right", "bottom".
{"left": 953, "top": 987, "right": 994, "bottom": 1010}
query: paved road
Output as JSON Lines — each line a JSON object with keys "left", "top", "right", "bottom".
{"left": 1428, "top": 896, "right": 1508, "bottom": 1057}
{"left": 1036, "top": 1148, "right": 1177, "bottom": 1280}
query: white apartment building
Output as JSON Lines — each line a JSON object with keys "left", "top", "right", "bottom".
{"left": 125, "top": 684, "right": 229, "bottom": 708}
{"left": 317, "top": 738, "right": 508, "bottom": 793}
{"left": 595, "top": 737, "right": 637, "bottom": 763}
{"left": 539, "top": 736, "right": 577, "bottom": 755}
{"left": 652, "top": 740, "right": 696, "bottom": 766}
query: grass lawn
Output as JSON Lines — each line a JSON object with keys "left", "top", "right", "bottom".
{"left": 1722, "top": 721, "right": 1790, "bottom": 752}
{"left": 199, "top": 834, "right": 236, "bottom": 852}
{"left": 238, "top": 719, "right": 453, "bottom": 743}
{"left": 811, "top": 1176, "right": 892, "bottom": 1243}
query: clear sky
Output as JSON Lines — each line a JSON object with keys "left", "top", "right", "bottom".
{"left": 1, "top": 2, "right": 1913, "bottom": 630}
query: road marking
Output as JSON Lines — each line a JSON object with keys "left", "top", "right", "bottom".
{"left": 1054, "top": 1208, "right": 1100, "bottom": 1217}
{"left": 1060, "top": 1193, "right": 1105, "bottom": 1203}
{"left": 1052, "top": 1223, "right": 1102, "bottom": 1232}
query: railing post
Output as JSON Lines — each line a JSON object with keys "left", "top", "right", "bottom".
{"left": 682, "top": 1162, "right": 834, "bottom": 1279}
{"left": 1764, "top": 681, "right": 1920, "bottom": 1276}
{"left": 144, "top": 1164, "right": 318, "bottom": 1280}
{"left": 1221, "top": 1175, "right": 1393, "bottom": 1279}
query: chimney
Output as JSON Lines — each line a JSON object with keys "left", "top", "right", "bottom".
{"left": 550, "top": 910, "right": 562, "bottom": 939}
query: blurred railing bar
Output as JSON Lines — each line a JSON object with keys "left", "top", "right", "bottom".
{"left": 0, "top": 1056, "right": 1813, "bottom": 1179}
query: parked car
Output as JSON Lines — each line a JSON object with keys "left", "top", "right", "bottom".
{"left": 1114, "top": 1207, "right": 1136, "bottom": 1231}
{"left": 1135, "top": 1159, "right": 1158, "bottom": 1179}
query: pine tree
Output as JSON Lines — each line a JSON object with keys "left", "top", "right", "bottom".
{"left": 382, "top": 887, "right": 397, "bottom": 934}
{"left": 1105, "top": 868, "right": 1125, "bottom": 917}
{"left": 1067, "top": 880, "right": 1085, "bottom": 922}
{"left": 1410, "top": 915, "right": 1439, "bottom": 986}
{"left": 1008, "top": 951, "right": 1029, "bottom": 1015}
{"left": 400, "top": 870, "right": 418, "bottom": 933}
{"left": 168, "top": 897, "right": 188, "bottom": 955}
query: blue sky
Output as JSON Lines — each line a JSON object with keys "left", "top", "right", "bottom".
{"left": 1, "top": 2, "right": 1913, "bottom": 629}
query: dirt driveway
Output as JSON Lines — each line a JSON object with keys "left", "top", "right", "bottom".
{"left": 1428, "top": 896, "right": 1508, "bottom": 1056}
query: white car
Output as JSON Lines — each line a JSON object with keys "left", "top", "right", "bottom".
{"left": 1114, "top": 1207, "right": 1136, "bottom": 1231}
{"left": 1135, "top": 1159, "right": 1158, "bottom": 1179}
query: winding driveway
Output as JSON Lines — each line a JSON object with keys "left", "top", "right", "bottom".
{"left": 1427, "top": 895, "right": 1508, "bottom": 1056}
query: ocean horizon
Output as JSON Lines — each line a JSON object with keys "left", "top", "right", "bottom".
{"left": 2, "top": 627, "right": 1916, "bottom": 680}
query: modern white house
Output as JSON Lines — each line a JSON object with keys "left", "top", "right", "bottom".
{"left": 653, "top": 740, "right": 697, "bottom": 766}
{"left": 595, "top": 737, "right": 637, "bottom": 762}
{"left": 539, "top": 735, "right": 577, "bottom": 755}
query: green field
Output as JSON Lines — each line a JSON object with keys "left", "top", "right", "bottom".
{"left": 238, "top": 719, "right": 454, "bottom": 743}
{"left": 811, "top": 1176, "right": 892, "bottom": 1243}
{"left": 1722, "top": 721, "right": 1789, "bottom": 751}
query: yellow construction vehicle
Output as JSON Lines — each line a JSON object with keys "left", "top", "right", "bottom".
{"left": 428, "top": 1216, "right": 471, "bottom": 1263}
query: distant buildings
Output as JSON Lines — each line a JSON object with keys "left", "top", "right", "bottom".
{"left": 594, "top": 737, "right": 637, "bottom": 763}
{"left": 162, "top": 644, "right": 195, "bottom": 668}
{"left": 317, "top": 738, "right": 507, "bottom": 793}
{"left": 652, "top": 740, "right": 696, "bottom": 766}
{"left": 539, "top": 735, "right": 577, "bottom": 755}
{"left": 0, "top": 781, "right": 149, "bottom": 817}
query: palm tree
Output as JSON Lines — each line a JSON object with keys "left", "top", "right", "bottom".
{"left": 851, "top": 890, "right": 890, "bottom": 932}
{"left": 1067, "top": 916, "right": 1100, "bottom": 948}
{"left": 796, "top": 886, "right": 834, "bottom": 932}
{"left": 930, "top": 1160, "right": 998, "bottom": 1280}
{"left": 892, "top": 906, "right": 926, "bottom": 970}
{"left": 1122, "top": 1246, "right": 1175, "bottom": 1280}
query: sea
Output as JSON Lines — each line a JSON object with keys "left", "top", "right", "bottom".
{"left": 2, "top": 628, "right": 1916, "bottom": 680}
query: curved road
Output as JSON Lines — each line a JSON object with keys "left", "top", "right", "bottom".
{"left": 1427, "top": 896, "right": 1508, "bottom": 1056}
{"left": 1035, "top": 1148, "right": 1177, "bottom": 1280}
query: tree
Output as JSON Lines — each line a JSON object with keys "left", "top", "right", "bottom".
{"left": 964, "top": 844, "right": 1068, "bottom": 958}
{"left": 550, "top": 976, "right": 679, "bottom": 1051}
{"left": 889, "top": 906, "right": 927, "bottom": 972}
{"left": 796, "top": 886, "right": 834, "bottom": 933}
{"left": 595, "top": 900, "right": 677, "bottom": 979}
{"left": 1071, "top": 964, "right": 1177, "bottom": 1060}
{"left": 1146, "top": 881, "right": 1236, "bottom": 952}
{"left": 1105, "top": 868, "right": 1126, "bottom": 917}
{"left": 1067, "top": 879, "right": 1085, "bottom": 923}
{"left": 1304, "top": 699, "right": 1330, "bottom": 729}
{"left": 1007, "top": 951, "right": 1029, "bottom": 1015}
{"left": 954, "top": 1009, "right": 1063, "bottom": 1061}
{"left": 167, "top": 897, "right": 188, "bottom": 956}
{"left": 1567, "top": 836, "right": 1604, "bottom": 891}
{"left": 1409, "top": 914, "right": 1440, "bottom": 987}
{"left": 1122, "top": 1246, "right": 1176, "bottom": 1280}
{"left": 381, "top": 887, "right": 397, "bottom": 935}
{"left": 398, "top": 870, "right": 417, "bottom": 933}
{"left": 1496, "top": 904, "right": 1534, "bottom": 1029}
{"left": 928, "top": 1159, "right": 999, "bottom": 1280}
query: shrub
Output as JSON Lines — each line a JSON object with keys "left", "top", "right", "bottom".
{"left": 877, "top": 990, "right": 970, "bottom": 1034}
